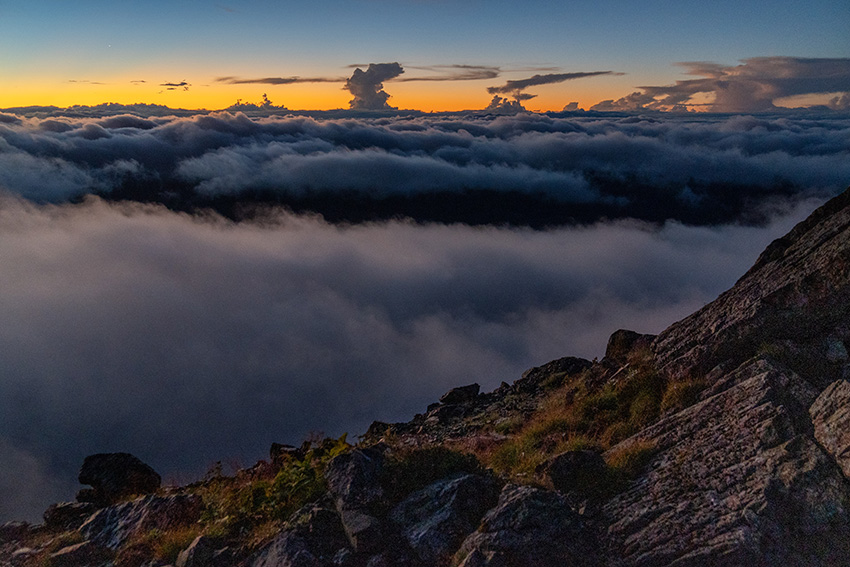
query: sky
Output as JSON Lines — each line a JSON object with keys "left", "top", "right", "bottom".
{"left": 1, "top": 0, "right": 849, "bottom": 111}
{"left": 1, "top": 0, "right": 850, "bottom": 525}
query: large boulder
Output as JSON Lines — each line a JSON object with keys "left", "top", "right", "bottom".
{"left": 325, "top": 449, "right": 387, "bottom": 554}
{"left": 602, "top": 357, "right": 850, "bottom": 566}
{"left": 454, "top": 484, "right": 598, "bottom": 567}
{"left": 250, "top": 501, "right": 350, "bottom": 567}
{"left": 78, "top": 453, "right": 161, "bottom": 505}
{"left": 43, "top": 502, "right": 97, "bottom": 531}
{"left": 439, "top": 384, "right": 480, "bottom": 405}
{"left": 604, "top": 329, "right": 655, "bottom": 366}
{"left": 389, "top": 473, "right": 500, "bottom": 565}
{"left": 48, "top": 540, "right": 113, "bottom": 567}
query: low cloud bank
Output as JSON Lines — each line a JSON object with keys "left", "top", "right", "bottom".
{"left": 0, "top": 195, "right": 823, "bottom": 521}
{"left": 0, "top": 111, "right": 847, "bottom": 225}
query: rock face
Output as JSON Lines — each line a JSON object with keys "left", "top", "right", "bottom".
{"left": 653, "top": 189, "right": 850, "bottom": 385}
{"left": 389, "top": 473, "right": 499, "bottom": 565}
{"left": 455, "top": 484, "right": 598, "bottom": 567}
{"left": 80, "top": 494, "right": 202, "bottom": 550}
{"left": 809, "top": 379, "right": 850, "bottom": 479}
{"left": 78, "top": 452, "right": 162, "bottom": 505}
{"left": 603, "top": 357, "right": 850, "bottom": 566}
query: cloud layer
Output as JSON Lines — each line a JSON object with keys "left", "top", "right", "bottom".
{"left": 0, "top": 110, "right": 847, "bottom": 225}
{"left": 0, "top": 195, "right": 822, "bottom": 522}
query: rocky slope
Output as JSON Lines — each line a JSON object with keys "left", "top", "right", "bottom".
{"left": 3, "top": 188, "right": 850, "bottom": 566}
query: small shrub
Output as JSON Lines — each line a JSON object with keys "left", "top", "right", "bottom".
{"left": 606, "top": 440, "right": 656, "bottom": 479}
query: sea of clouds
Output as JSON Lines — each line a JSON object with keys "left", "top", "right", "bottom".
{"left": 0, "top": 109, "right": 848, "bottom": 521}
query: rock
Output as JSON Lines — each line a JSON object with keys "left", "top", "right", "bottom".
{"left": 603, "top": 357, "right": 850, "bottom": 566}
{"left": 48, "top": 540, "right": 113, "bottom": 567}
{"left": 78, "top": 453, "right": 161, "bottom": 505}
{"left": 545, "top": 450, "right": 606, "bottom": 496}
{"left": 250, "top": 500, "right": 350, "bottom": 566}
{"left": 0, "top": 521, "right": 31, "bottom": 544}
{"left": 325, "top": 448, "right": 385, "bottom": 513}
{"left": 439, "top": 384, "right": 480, "bottom": 405}
{"left": 43, "top": 502, "right": 97, "bottom": 531}
{"left": 389, "top": 473, "right": 500, "bottom": 565}
{"left": 653, "top": 188, "right": 850, "bottom": 386}
{"left": 176, "top": 535, "right": 232, "bottom": 567}
{"left": 809, "top": 379, "right": 850, "bottom": 479}
{"left": 454, "top": 484, "right": 598, "bottom": 567}
{"left": 251, "top": 531, "right": 322, "bottom": 567}
{"left": 80, "top": 494, "right": 202, "bottom": 550}
{"left": 338, "top": 509, "right": 383, "bottom": 554}
{"left": 515, "top": 357, "right": 593, "bottom": 393}
{"left": 604, "top": 329, "right": 655, "bottom": 365}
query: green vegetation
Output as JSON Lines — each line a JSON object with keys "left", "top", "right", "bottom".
{"left": 480, "top": 349, "right": 694, "bottom": 489}
{"left": 194, "top": 433, "right": 350, "bottom": 548}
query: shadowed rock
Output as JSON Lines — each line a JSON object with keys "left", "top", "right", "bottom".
{"left": 78, "top": 453, "right": 161, "bottom": 505}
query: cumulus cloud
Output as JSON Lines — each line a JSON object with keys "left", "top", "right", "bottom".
{"left": 345, "top": 62, "right": 405, "bottom": 110}
{"left": 591, "top": 57, "right": 850, "bottom": 113}
{"left": 0, "top": 194, "right": 822, "bottom": 521}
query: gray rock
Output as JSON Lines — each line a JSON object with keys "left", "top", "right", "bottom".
{"left": 43, "top": 502, "right": 97, "bottom": 531}
{"left": 389, "top": 473, "right": 499, "bottom": 565}
{"left": 603, "top": 357, "right": 850, "bottom": 566}
{"left": 325, "top": 449, "right": 385, "bottom": 513}
{"left": 439, "top": 384, "right": 480, "bottom": 405}
{"left": 78, "top": 452, "right": 161, "bottom": 505}
{"left": 337, "top": 509, "right": 382, "bottom": 554}
{"left": 515, "top": 357, "right": 593, "bottom": 393}
{"left": 251, "top": 531, "right": 322, "bottom": 567}
{"left": 80, "top": 494, "right": 202, "bottom": 550}
{"left": 809, "top": 379, "right": 850, "bottom": 479}
{"left": 455, "top": 484, "right": 597, "bottom": 567}
{"left": 176, "top": 535, "right": 230, "bottom": 567}
{"left": 48, "top": 540, "right": 112, "bottom": 567}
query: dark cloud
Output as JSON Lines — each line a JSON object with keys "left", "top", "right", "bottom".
{"left": 591, "top": 57, "right": 850, "bottom": 113}
{"left": 345, "top": 63, "right": 405, "bottom": 110}
{"left": 488, "top": 71, "right": 617, "bottom": 95}
{"left": 0, "top": 194, "right": 821, "bottom": 522}
{"left": 215, "top": 76, "right": 343, "bottom": 85}
{"left": 160, "top": 81, "right": 191, "bottom": 91}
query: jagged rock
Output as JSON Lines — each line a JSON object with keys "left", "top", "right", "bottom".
{"left": 389, "top": 473, "right": 500, "bottom": 565}
{"left": 439, "top": 384, "right": 480, "bottom": 405}
{"left": 604, "top": 329, "right": 655, "bottom": 365}
{"left": 654, "top": 189, "right": 850, "bottom": 386}
{"left": 80, "top": 494, "right": 202, "bottom": 550}
{"left": 48, "top": 540, "right": 113, "bottom": 567}
{"left": 809, "top": 379, "right": 850, "bottom": 479}
{"left": 0, "top": 522, "right": 31, "bottom": 544}
{"left": 250, "top": 500, "right": 351, "bottom": 566}
{"left": 43, "top": 502, "right": 97, "bottom": 531}
{"left": 176, "top": 535, "right": 232, "bottom": 567}
{"left": 545, "top": 450, "right": 606, "bottom": 496}
{"left": 78, "top": 453, "right": 161, "bottom": 505}
{"left": 603, "top": 357, "right": 850, "bottom": 566}
{"left": 515, "top": 356, "right": 592, "bottom": 393}
{"left": 325, "top": 449, "right": 385, "bottom": 512}
{"left": 454, "top": 484, "right": 598, "bottom": 567}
